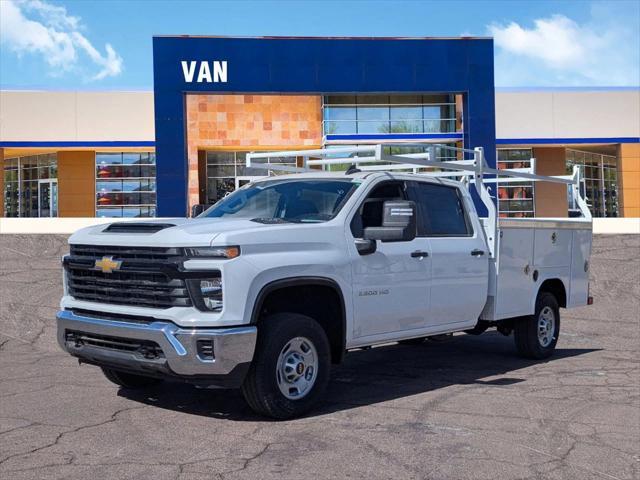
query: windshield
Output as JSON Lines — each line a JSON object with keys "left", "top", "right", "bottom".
{"left": 200, "top": 179, "right": 360, "bottom": 223}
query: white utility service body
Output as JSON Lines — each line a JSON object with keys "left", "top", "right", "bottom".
{"left": 57, "top": 144, "right": 592, "bottom": 418}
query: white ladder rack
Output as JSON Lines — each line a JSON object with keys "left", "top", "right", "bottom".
{"left": 246, "top": 144, "right": 592, "bottom": 257}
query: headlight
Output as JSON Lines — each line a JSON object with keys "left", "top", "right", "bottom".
{"left": 185, "top": 246, "right": 240, "bottom": 259}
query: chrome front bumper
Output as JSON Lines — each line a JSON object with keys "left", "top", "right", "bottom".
{"left": 56, "top": 310, "right": 257, "bottom": 381}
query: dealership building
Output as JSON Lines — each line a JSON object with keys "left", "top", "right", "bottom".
{"left": 1, "top": 36, "right": 639, "bottom": 220}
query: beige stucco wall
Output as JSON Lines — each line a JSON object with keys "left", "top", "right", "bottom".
{"left": 495, "top": 90, "right": 640, "bottom": 140}
{"left": 0, "top": 91, "right": 155, "bottom": 142}
{"left": 2, "top": 89, "right": 638, "bottom": 143}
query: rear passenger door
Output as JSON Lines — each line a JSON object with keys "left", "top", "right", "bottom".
{"left": 408, "top": 181, "right": 488, "bottom": 328}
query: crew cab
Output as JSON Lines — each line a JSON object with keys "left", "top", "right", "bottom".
{"left": 57, "top": 144, "right": 593, "bottom": 419}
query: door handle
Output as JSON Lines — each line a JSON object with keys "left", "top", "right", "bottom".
{"left": 411, "top": 250, "right": 429, "bottom": 258}
{"left": 471, "top": 249, "right": 485, "bottom": 256}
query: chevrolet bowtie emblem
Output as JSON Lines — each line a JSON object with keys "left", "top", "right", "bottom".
{"left": 94, "top": 256, "right": 122, "bottom": 273}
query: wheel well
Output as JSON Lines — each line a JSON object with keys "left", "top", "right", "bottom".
{"left": 253, "top": 280, "right": 346, "bottom": 364}
{"left": 539, "top": 278, "right": 566, "bottom": 308}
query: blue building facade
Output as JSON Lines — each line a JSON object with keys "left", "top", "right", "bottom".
{"left": 152, "top": 36, "right": 496, "bottom": 216}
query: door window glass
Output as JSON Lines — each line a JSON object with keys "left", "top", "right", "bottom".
{"left": 410, "top": 182, "right": 471, "bottom": 236}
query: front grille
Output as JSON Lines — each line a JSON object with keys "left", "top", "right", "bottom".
{"left": 65, "top": 330, "right": 164, "bottom": 359}
{"left": 70, "top": 244, "right": 183, "bottom": 264}
{"left": 66, "top": 245, "right": 192, "bottom": 309}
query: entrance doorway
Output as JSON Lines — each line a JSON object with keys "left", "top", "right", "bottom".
{"left": 38, "top": 179, "right": 58, "bottom": 217}
{"left": 566, "top": 149, "right": 619, "bottom": 217}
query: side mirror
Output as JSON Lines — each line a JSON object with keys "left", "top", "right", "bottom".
{"left": 191, "top": 204, "right": 207, "bottom": 217}
{"left": 364, "top": 200, "right": 416, "bottom": 242}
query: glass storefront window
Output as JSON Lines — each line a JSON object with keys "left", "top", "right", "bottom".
{"left": 204, "top": 151, "right": 296, "bottom": 204}
{"left": 323, "top": 94, "right": 458, "bottom": 136}
{"left": 95, "top": 152, "right": 156, "bottom": 217}
{"left": 3, "top": 153, "right": 57, "bottom": 218}
{"left": 321, "top": 143, "right": 459, "bottom": 172}
{"left": 566, "top": 149, "right": 618, "bottom": 217}
{"left": 497, "top": 149, "right": 535, "bottom": 218}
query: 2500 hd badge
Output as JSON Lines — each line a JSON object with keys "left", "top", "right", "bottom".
{"left": 359, "top": 289, "right": 390, "bottom": 297}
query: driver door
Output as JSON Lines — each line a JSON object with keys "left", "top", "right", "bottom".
{"left": 348, "top": 180, "right": 431, "bottom": 341}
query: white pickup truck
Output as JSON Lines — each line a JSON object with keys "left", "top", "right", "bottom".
{"left": 57, "top": 144, "right": 593, "bottom": 419}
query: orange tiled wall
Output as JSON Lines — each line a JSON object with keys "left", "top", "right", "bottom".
{"left": 618, "top": 144, "right": 640, "bottom": 218}
{"left": 185, "top": 94, "right": 322, "bottom": 207}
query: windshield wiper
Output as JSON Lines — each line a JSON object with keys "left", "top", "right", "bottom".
{"left": 250, "top": 217, "right": 295, "bottom": 224}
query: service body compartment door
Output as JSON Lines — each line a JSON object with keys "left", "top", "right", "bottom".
{"left": 495, "top": 227, "right": 535, "bottom": 318}
{"left": 534, "top": 228, "right": 572, "bottom": 267}
{"left": 568, "top": 229, "right": 592, "bottom": 307}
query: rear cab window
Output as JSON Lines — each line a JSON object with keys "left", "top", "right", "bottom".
{"left": 408, "top": 181, "right": 473, "bottom": 237}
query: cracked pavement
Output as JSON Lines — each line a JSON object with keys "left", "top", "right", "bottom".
{"left": 1, "top": 234, "right": 639, "bottom": 480}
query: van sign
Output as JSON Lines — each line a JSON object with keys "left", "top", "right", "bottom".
{"left": 181, "top": 61, "right": 227, "bottom": 83}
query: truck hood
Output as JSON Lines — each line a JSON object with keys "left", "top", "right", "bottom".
{"left": 68, "top": 217, "right": 278, "bottom": 247}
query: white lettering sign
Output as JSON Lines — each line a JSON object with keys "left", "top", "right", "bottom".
{"left": 181, "top": 61, "right": 227, "bottom": 83}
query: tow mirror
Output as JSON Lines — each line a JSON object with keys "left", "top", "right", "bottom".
{"left": 364, "top": 200, "right": 416, "bottom": 242}
{"left": 191, "top": 204, "right": 207, "bottom": 218}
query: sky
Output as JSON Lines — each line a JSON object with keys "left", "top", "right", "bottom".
{"left": 0, "top": 0, "right": 639, "bottom": 90}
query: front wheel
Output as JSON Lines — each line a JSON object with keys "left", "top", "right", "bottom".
{"left": 241, "top": 313, "right": 331, "bottom": 419}
{"left": 514, "top": 292, "right": 560, "bottom": 359}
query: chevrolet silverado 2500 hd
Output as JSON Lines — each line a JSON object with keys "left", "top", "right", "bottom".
{"left": 57, "top": 144, "right": 593, "bottom": 419}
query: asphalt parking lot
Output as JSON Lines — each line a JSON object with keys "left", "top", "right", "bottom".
{"left": 0, "top": 234, "right": 638, "bottom": 480}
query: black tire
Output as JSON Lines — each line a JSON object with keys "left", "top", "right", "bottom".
{"left": 514, "top": 291, "right": 560, "bottom": 359}
{"left": 241, "top": 313, "right": 331, "bottom": 419}
{"left": 398, "top": 337, "right": 426, "bottom": 345}
{"left": 101, "top": 367, "right": 162, "bottom": 389}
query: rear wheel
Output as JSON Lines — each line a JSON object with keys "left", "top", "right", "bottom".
{"left": 101, "top": 367, "right": 162, "bottom": 389}
{"left": 514, "top": 292, "right": 560, "bottom": 359}
{"left": 241, "top": 313, "right": 330, "bottom": 419}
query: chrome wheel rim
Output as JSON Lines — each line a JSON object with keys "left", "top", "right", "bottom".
{"left": 276, "top": 336, "right": 318, "bottom": 400}
{"left": 538, "top": 306, "right": 556, "bottom": 347}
